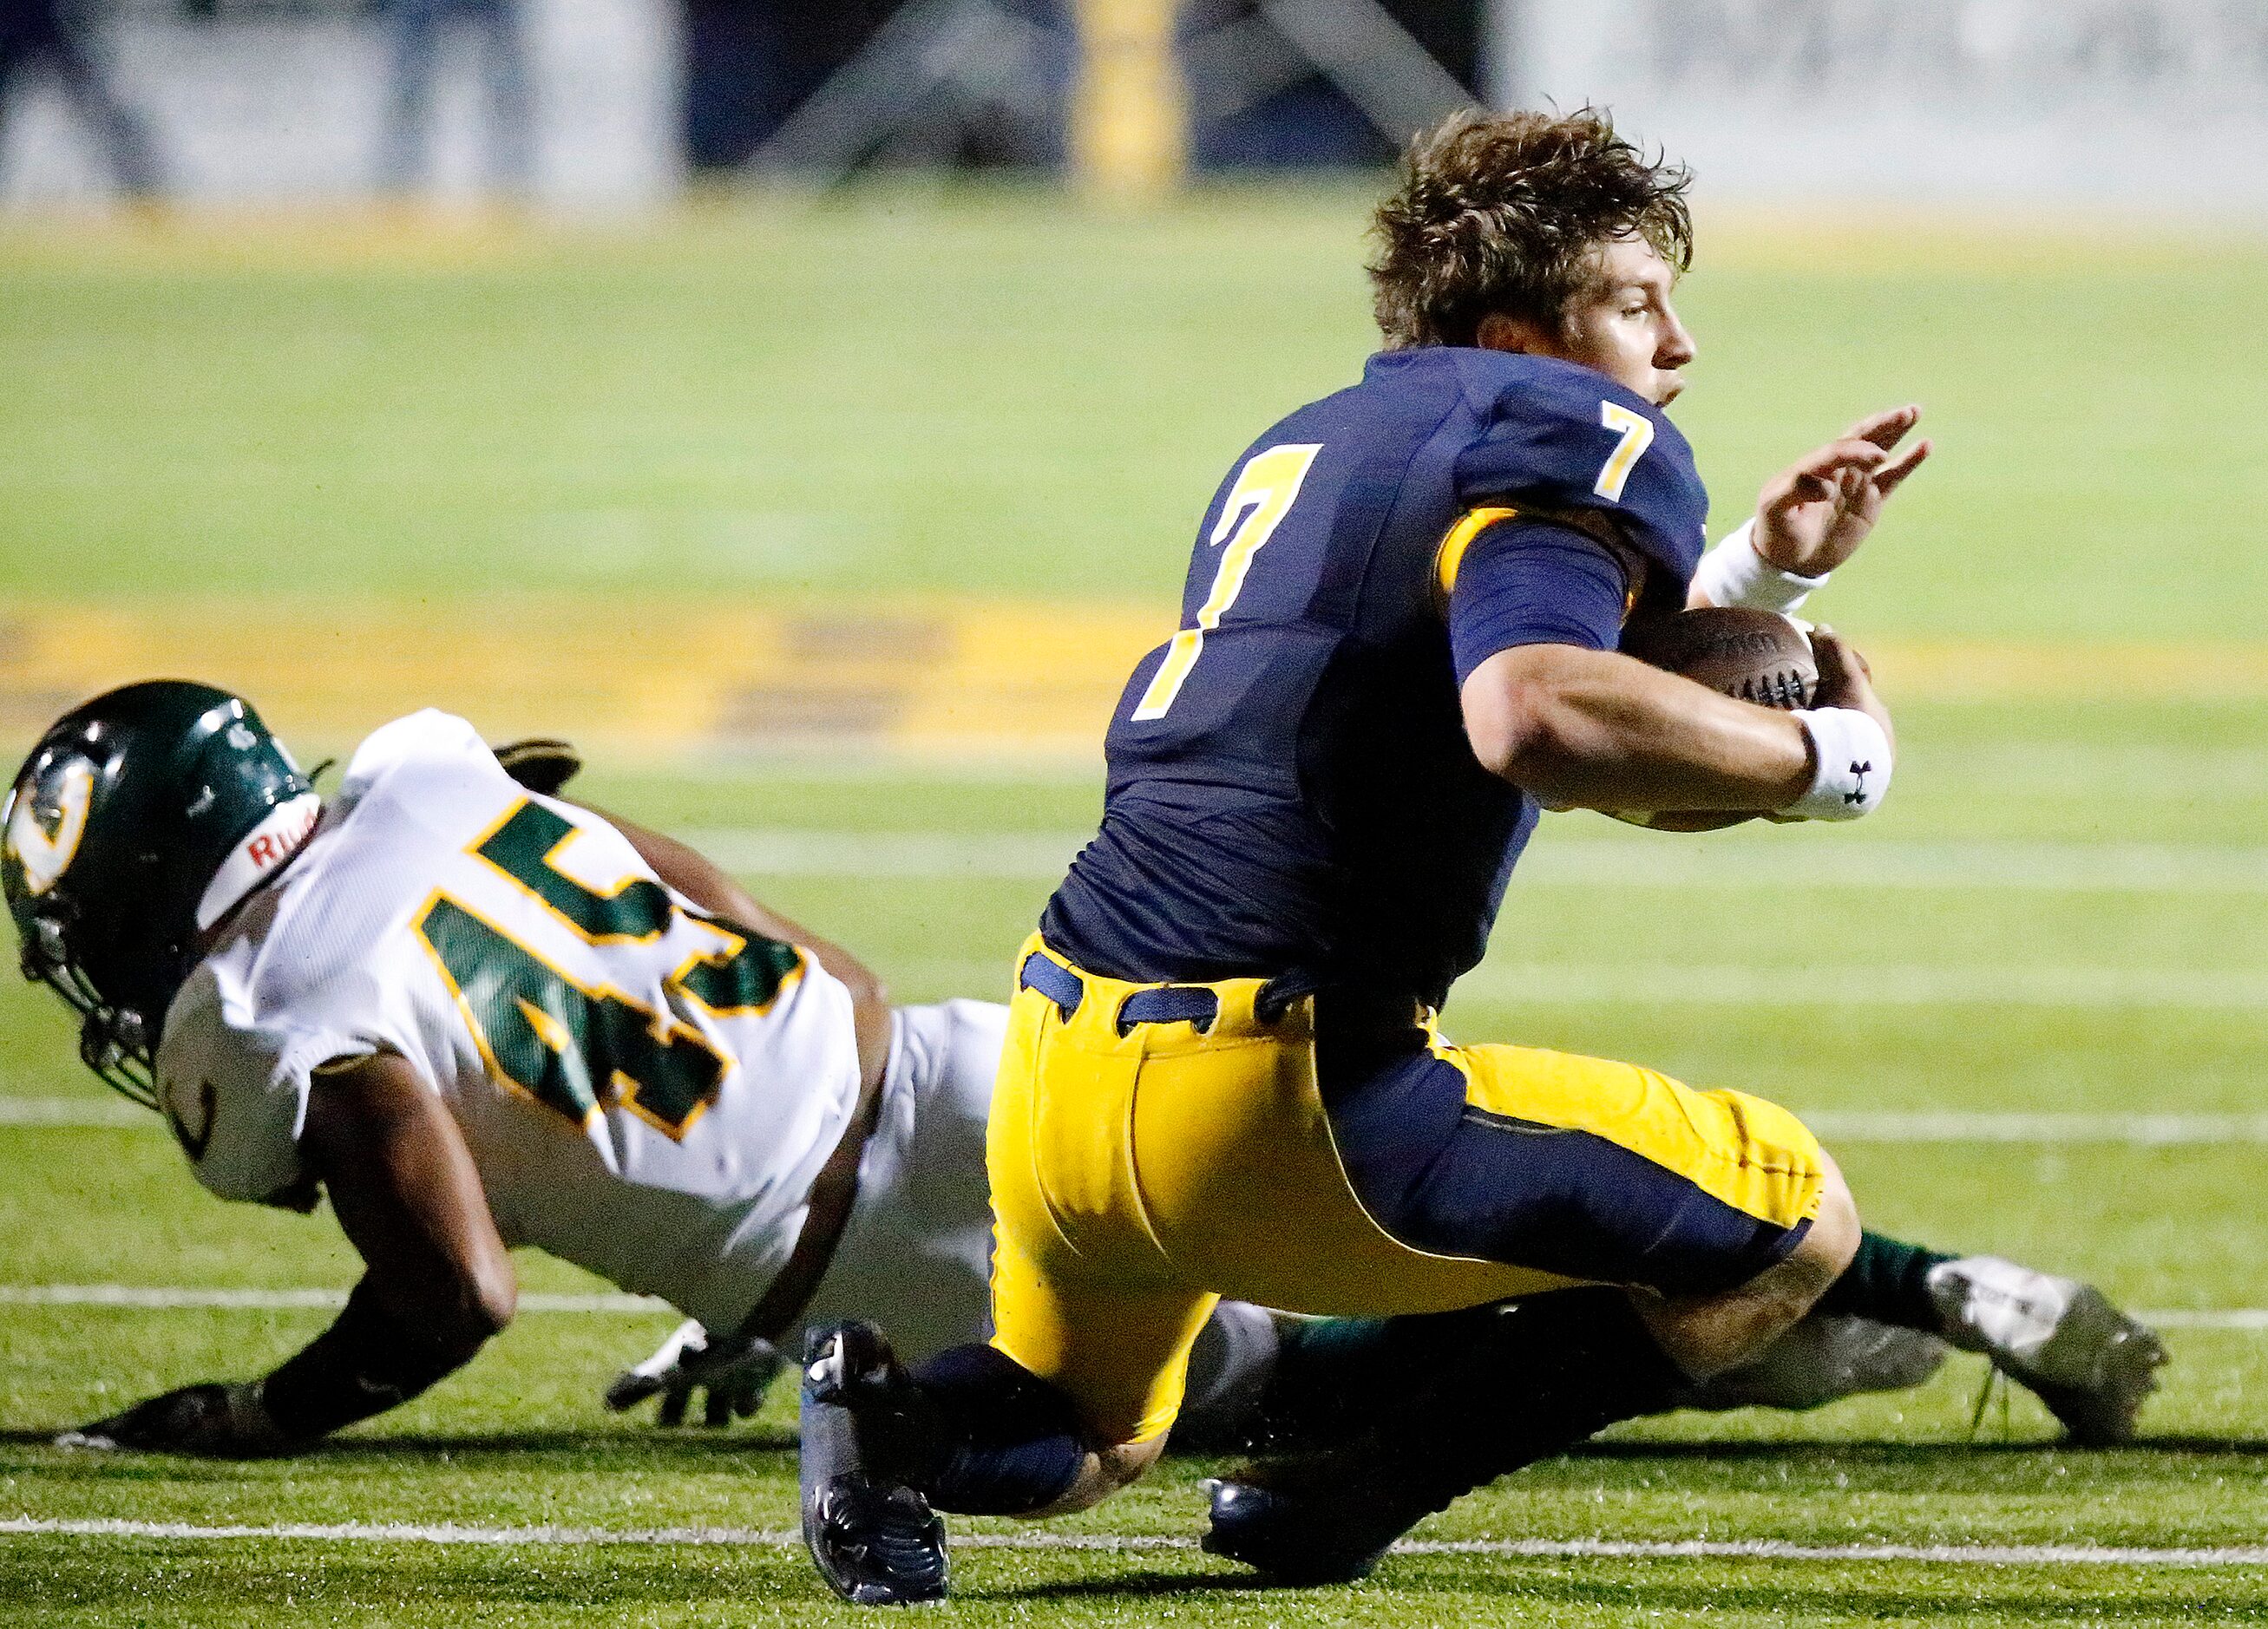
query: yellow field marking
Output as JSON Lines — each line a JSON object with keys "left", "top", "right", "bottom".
{"left": 1, "top": 598, "right": 2262, "bottom": 759}
{"left": 1, "top": 203, "right": 2256, "bottom": 278}
{"left": 0, "top": 598, "right": 1171, "bottom": 756}
{"left": 0, "top": 207, "right": 550, "bottom": 272}
{"left": 1866, "top": 641, "right": 2268, "bottom": 700}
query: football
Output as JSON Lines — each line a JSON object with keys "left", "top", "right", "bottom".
{"left": 1609, "top": 606, "right": 1819, "bottom": 831}
{"left": 1620, "top": 605, "right": 1819, "bottom": 710}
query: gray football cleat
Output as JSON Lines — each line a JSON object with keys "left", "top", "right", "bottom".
{"left": 1677, "top": 1312, "right": 1950, "bottom": 1413}
{"left": 1926, "top": 1257, "right": 2168, "bottom": 1444}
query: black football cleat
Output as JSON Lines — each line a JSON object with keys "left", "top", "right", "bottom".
{"left": 802, "top": 1475, "right": 949, "bottom": 1607}
{"left": 799, "top": 1322, "right": 950, "bottom": 1606}
{"left": 1201, "top": 1462, "right": 1445, "bottom": 1586}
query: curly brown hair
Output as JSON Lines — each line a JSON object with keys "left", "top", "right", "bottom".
{"left": 1368, "top": 108, "right": 1694, "bottom": 350}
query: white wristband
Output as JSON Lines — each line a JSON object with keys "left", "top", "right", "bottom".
{"left": 1692, "top": 519, "right": 1828, "bottom": 614}
{"left": 1788, "top": 708, "right": 1891, "bottom": 821}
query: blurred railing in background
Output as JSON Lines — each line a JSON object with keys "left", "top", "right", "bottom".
{"left": 0, "top": 0, "right": 2260, "bottom": 213}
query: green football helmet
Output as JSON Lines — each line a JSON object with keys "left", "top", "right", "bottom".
{"left": 3, "top": 681, "right": 315, "bottom": 1107}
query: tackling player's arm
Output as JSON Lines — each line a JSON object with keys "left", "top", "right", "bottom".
{"left": 587, "top": 808, "right": 895, "bottom": 1429}
{"left": 1452, "top": 518, "right": 1893, "bottom": 817}
{"left": 580, "top": 804, "right": 893, "bottom": 1087}
{"left": 482, "top": 742, "right": 883, "bottom": 1006}
{"left": 64, "top": 1052, "right": 515, "bottom": 1456}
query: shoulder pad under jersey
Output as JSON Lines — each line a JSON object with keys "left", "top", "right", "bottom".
{"left": 337, "top": 710, "right": 504, "bottom": 813}
{"left": 1432, "top": 349, "right": 1709, "bottom": 589}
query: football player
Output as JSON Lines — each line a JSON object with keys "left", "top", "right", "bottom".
{"left": 4, "top": 685, "right": 2157, "bottom": 1482}
{"left": 788, "top": 107, "right": 2160, "bottom": 1605}
{"left": 3, "top": 684, "right": 1057, "bottom": 1456}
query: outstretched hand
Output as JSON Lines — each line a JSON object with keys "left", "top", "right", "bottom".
{"left": 56, "top": 1383, "right": 294, "bottom": 1458}
{"left": 1752, "top": 405, "right": 1931, "bottom": 577}
{"left": 605, "top": 1319, "right": 783, "bottom": 1428}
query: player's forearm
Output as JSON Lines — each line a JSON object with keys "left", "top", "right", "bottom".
{"left": 1463, "top": 644, "right": 1813, "bottom": 812}
{"left": 285, "top": 1052, "right": 517, "bottom": 1447}
{"left": 257, "top": 1274, "right": 494, "bottom": 1443}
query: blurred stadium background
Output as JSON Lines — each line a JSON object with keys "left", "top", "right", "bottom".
{"left": 7, "top": 3, "right": 2268, "bottom": 1623}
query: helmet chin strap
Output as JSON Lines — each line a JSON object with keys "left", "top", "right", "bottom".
{"left": 195, "top": 794, "right": 323, "bottom": 932}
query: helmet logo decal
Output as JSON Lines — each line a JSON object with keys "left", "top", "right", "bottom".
{"left": 194, "top": 792, "right": 323, "bottom": 931}
{"left": 6, "top": 760, "right": 95, "bottom": 898}
{"left": 165, "top": 1077, "right": 219, "bottom": 1162}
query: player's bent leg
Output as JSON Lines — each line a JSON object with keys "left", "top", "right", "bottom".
{"left": 1204, "top": 1037, "right": 1842, "bottom": 1584}
{"left": 1324, "top": 1037, "right": 1832, "bottom": 1308}
{"left": 796, "top": 964, "right": 1228, "bottom": 1602}
{"left": 1202, "top": 1211, "right": 1917, "bottom": 1589}
{"left": 1634, "top": 1150, "right": 1860, "bottom": 1379}
{"left": 1202, "top": 1285, "right": 1690, "bottom": 1583}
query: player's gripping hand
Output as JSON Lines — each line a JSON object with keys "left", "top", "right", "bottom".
{"left": 1808, "top": 628, "right": 1891, "bottom": 751}
{"left": 56, "top": 1383, "right": 296, "bottom": 1458}
{"left": 605, "top": 1318, "right": 784, "bottom": 1427}
{"left": 1752, "top": 405, "right": 1931, "bottom": 578}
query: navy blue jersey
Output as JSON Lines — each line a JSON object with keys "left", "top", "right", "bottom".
{"left": 1041, "top": 346, "right": 1708, "bottom": 1014}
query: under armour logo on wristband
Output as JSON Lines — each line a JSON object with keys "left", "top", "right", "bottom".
{"left": 1791, "top": 710, "right": 1890, "bottom": 821}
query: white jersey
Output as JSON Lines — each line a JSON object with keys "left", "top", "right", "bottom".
{"left": 154, "top": 710, "right": 868, "bottom": 1332}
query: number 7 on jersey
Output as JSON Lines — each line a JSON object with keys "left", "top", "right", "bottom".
{"left": 1131, "top": 442, "right": 1322, "bottom": 722}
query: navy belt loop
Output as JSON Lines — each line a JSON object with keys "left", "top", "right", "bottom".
{"left": 1019, "top": 952, "right": 1083, "bottom": 1020}
{"left": 1116, "top": 985, "right": 1218, "bottom": 1037}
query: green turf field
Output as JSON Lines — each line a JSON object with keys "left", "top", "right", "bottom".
{"left": 3, "top": 193, "right": 2268, "bottom": 1625}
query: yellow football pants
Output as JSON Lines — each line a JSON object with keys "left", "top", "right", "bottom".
{"left": 985, "top": 937, "right": 1825, "bottom": 1447}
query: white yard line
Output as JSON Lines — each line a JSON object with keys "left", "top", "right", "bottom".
{"left": 2, "top": 1515, "right": 2265, "bottom": 1569}
{"left": 2147, "top": 1310, "right": 2268, "bottom": 1331}
{"left": 0, "top": 1282, "right": 2258, "bottom": 1330}
{"left": 13, "top": 1099, "right": 2268, "bottom": 1140}
{"left": 0, "top": 1098, "right": 145, "bottom": 1128}
{"left": 1801, "top": 1111, "right": 2268, "bottom": 1144}
{"left": 686, "top": 828, "right": 2268, "bottom": 894}
{"left": 0, "top": 1285, "right": 663, "bottom": 1314}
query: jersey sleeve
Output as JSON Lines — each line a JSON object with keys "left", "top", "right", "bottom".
{"left": 1444, "top": 515, "right": 1630, "bottom": 684}
{"left": 1450, "top": 355, "right": 1709, "bottom": 589}
{"left": 156, "top": 954, "right": 381, "bottom": 1206}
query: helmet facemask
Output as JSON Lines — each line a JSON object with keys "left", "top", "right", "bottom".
{"left": 21, "top": 907, "right": 161, "bottom": 1109}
